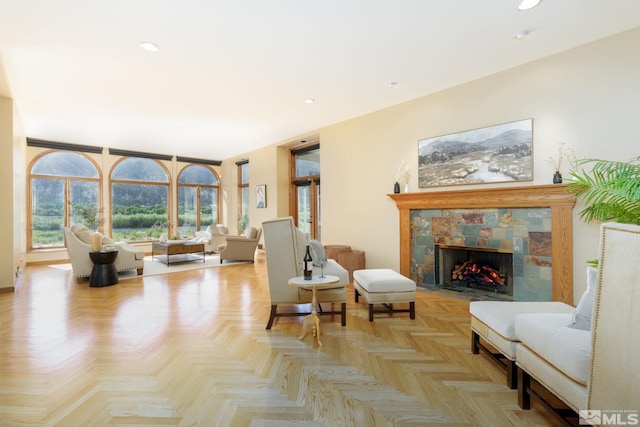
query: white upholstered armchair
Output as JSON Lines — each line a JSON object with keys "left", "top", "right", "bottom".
{"left": 262, "top": 217, "right": 349, "bottom": 329}
{"left": 64, "top": 226, "right": 145, "bottom": 283}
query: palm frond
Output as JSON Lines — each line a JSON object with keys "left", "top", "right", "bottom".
{"left": 566, "top": 156, "right": 640, "bottom": 225}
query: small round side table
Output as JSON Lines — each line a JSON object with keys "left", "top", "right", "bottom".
{"left": 288, "top": 275, "right": 339, "bottom": 347}
{"left": 89, "top": 250, "right": 119, "bottom": 287}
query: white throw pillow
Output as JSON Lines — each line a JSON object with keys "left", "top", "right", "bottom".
{"left": 569, "top": 265, "right": 598, "bottom": 330}
{"left": 309, "top": 239, "right": 326, "bottom": 266}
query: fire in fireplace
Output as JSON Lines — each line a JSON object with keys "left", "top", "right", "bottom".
{"left": 435, "top": 245, "right": 514, "bottom": 296}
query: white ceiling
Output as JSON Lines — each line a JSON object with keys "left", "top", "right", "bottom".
{"left": 1, "top": 1, "right": 639, "bottom": 161}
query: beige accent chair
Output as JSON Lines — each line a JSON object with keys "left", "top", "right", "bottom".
{"left": 64, "top": 226, "right": 145, "bottom": 283}
{"left": 262, "top": 217, "right": 349, "bottom": 329}
{"left": 516, "top": 222, "right": 640, "bottom": 420}
{"left": 218, "top": 226, "right": 262, "bottom": 263}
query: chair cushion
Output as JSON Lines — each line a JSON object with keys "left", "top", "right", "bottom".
{"left": 470, "top": 301, "right": 574, "bottom": 340}
{"left": 71, "top": 224, "right": 94, "bottom": 244}
{"left": 353, "top": 269, "right": 416, "bottom": 293}
{"left": 243, "top": 227, "right": 257, "bottom": 239}
{"left": 515, "top": 313, "right": 591, "bottom": 386}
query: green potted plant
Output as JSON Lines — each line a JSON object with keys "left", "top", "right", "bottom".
{"left": 567, "top": 156, "right": 640, "bottom": 267}
{"left": 567, "top": 156, "right": 640, "bottom": 225}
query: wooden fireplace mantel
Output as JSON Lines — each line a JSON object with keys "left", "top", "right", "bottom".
{"left": 389, "top": 184, "right": 576, "bottom": 304}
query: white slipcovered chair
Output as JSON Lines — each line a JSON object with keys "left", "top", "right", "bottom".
{"left": 516, "top": 222, "right": 640, "bottom": 421}
{"left": 193, "top": 224, "right": 228, "bottom": 253}
{"left": 63, "top": 225, "right": 145, "bottom": 283}
{"left": 262, "top": 217, "right": 349, "bottom": 329}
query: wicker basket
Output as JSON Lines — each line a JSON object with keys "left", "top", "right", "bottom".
{"left": 324, "top": 244, "right": 352, "bottom": 260}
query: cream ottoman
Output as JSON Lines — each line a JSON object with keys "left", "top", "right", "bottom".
{"left": 353, "top": 269, "right": 416, "bottom": 321}
{"left": 470, "top": 301, "right": 574, "bottom": 389}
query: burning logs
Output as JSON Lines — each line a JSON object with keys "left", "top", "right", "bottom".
{"left": 452, "top": 261, "right": 506, "bottom": 289}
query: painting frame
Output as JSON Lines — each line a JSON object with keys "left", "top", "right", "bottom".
{"left": 256, "top": 184, "right": 266, "bottom": 208}
{"left": 418, "top": 118, "right": 533, "bottom": 188}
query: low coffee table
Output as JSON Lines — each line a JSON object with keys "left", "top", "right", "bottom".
{"left": 152, "top": 241, "right": 205, "bottom": 266}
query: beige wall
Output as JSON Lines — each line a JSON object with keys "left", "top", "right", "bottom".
{"left": 244, "top": 27, "right": 640, "bottom": 302}
{"left": 0, "top": 52, "right": 26, "bottom": 289}
{"left": 0, "top": 96, "right": 15, "bottom": 288}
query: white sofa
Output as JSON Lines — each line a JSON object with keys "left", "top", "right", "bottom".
{"left": 516, "top": 222, "right": 640, "bottom": 423}
{"left": 64, "top": 226, "right": 145, "bottom": 283}
{"left": 193, "top": 224, "right": 228, "bottom": 254}
{"left": 262, "top": 217, "right": 349, "bottom": 329}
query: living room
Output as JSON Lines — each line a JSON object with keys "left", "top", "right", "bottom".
{"left": 1, "top": 3, "right": 640, "bottom": 425}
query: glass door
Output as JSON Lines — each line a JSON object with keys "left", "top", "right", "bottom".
{"left": 295, "top": 179, "right": 320, "bottom": 239}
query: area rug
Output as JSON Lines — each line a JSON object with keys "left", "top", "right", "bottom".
{"left": 50, "top": 254, "right": 249, "bottom": 280}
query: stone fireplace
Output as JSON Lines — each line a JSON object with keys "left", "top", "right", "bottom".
{"left": 389, "top": 185, "right": 575, "bottom": 304}
{"left": 416, "top": 207, "right": 550, "bottom": 300}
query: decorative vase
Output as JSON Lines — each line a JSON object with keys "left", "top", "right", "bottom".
{"left": 404, "top": 183, "right": 410, "bottom": 193}
{"left": 553, "top": 171, "right": 562, "bottom": 184}
{"left": 393, "top": 182, "right": 400, "bottom": 194}
{"left": 91, "top": 233, "right": 103, "bottom": 252}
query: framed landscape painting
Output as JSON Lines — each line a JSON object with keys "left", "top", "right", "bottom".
{"left": 418, "top": 118, "right": 533, "bottom": 188}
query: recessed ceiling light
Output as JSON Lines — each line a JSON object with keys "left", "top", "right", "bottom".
{"left": 515, "top": 30, "right": 530, "bottom": 40}
{"left": 387, "top": 81, "right": 398, "bottom": 88}
{"left": 139, "top": 41, "right": 159, "bottom": 52}
{"left": 518, "top": 0, "right": 541, "bottom": 11}
{"left": 304, "top": 98, "right": 315, "bottom": 104}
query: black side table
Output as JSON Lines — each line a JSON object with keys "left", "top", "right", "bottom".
{"left": 89, "top": 250, "right": 119, "bottom": 287}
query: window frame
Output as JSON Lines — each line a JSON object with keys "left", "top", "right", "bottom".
{"left": 290, "top": 142, "right": 320, "bottom": 239}
{"left": 176, "top": 164, "right": 221, "bottom": 233}
{"left": 28, "top": 150, "right": 102, "bottom": 250}
{"left": 109, "top": 156, "right": 171, "bottom": 242}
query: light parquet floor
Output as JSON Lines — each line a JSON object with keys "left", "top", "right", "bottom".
{"left": 0, "top": 252, "right": 563, "bottom": 426}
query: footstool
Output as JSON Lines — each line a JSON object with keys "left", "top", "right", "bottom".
{"left": 470, "top": 301, "right": 574, "bottom": 389}
{"left": 353, "top": 269, "right": 416, "bottom": 321}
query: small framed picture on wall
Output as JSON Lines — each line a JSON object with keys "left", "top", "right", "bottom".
{"left": 256, "top": 184, "right": 266, "bottom": 208}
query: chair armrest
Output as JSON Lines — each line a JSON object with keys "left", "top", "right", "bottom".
{"left": 225, "top": 236, "right": 255, "bottom": 243}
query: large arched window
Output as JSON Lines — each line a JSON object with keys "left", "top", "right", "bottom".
{"left": 111, "top": 158, "right": 169, "bottom": 242}
{"left": 29, "top": 151, "right": 100, "bottom": 249}
{"left": 177, "top": 165, "right": 220, "bottom": 233}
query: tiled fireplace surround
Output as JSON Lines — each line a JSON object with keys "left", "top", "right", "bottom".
{"left": 389, "top": 185, "right": 576, "bottom": 304}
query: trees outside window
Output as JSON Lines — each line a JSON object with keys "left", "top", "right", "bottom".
{"left": 29, "top": 151, "right": 100, "bottom": 249}
{"left": 178, "top": 165, "right": 220, "bottom": 234}
{"left": 111, "top": 157, "right": 169, "bottom": 242}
